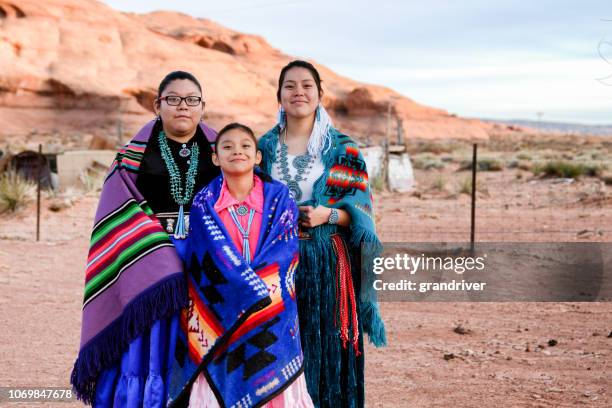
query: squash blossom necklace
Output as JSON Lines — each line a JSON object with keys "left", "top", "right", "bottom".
{"left": 158, "top": 130, "right": 200, "bottom": 239}
{"left": 277, "top": 127, "right": 315, "bottom": 202}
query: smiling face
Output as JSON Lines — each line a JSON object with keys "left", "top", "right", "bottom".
{"left": 154, "top": 79, "right": 204, "bottom": 138}
{"left": 279, "top": 67, "right": 321, "bottom": 120}
{"left": 212, "top": 128, "right": 262, "bottom": 175}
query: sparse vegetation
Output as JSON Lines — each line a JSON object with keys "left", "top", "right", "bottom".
{"left": 457, "top": 177, "right": 487, "bottom": 195}
{"left": 432, "top": 174, "right": 446, "bottom": 191}
{"left": 78, "top": 168, "right": 105, "bottom": 194}
{"left": 599, "top": 174, "right": 612, "bottom": 185}
{"left": 413, "top": 153, "right": 446, "bottom": 170}
{"left": 458, "top": 177, "right": 472, "bottom": 195}
{"left": 411, "top": 141, "right": 460, "bottom": 155}
{"left": 582, "top": 163, "right": 607, "bottom": 177}
{"left": 516, "top": 153, "right": 532, "bottom": 161}
{"left": 507, "top": 159, "right": 533, "bottom": 171}
{"left": 370, "top": 173, "right": 386, "bottom": 192}
{"left": 0, "top": 170, "right": 35, "bottom": 213}
{"left": 458, "top": 157, "right": 504, "bottom": 172}
{"left": 532, "top": 161, "right": 607, "bottom": 179}
{"left": 575, "top": 150, "right": 605, "bottom": 161}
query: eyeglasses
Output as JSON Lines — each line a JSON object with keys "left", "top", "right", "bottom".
{"left": 159, "top": 96, "right": 203, "bottom": 106}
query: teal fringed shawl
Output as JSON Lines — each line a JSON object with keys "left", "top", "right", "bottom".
{"left": 258, "top": 125, "right": 386, "bottom": 347}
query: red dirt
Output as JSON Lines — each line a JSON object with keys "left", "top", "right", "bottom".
{"left": 1, "top": 167, "right": 611, "bottom": 406}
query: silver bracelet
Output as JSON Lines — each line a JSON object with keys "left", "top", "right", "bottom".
{"left": 328, "top": 208, "right": 339, "bottom": 225}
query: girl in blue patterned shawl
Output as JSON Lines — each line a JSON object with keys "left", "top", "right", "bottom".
{"left": 167, "top": 124, "right": 313, "bottom": 408}
{"left": 258, "top": 60, "right": 387, "bottom": 408}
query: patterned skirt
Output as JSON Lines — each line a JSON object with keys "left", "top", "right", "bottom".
{"left": 297, "top": 224, "right": 365, "bottom": 408}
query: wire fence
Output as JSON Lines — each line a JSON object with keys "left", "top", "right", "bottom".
{"left": 1, "top": 143, "right": 611, "bottom": 244}
{"left": 376, "top": 144, "right": 612, "bottom": 243}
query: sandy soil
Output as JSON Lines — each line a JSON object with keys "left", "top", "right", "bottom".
{"left": 0, "top": 164, "right": 611, "bottom": 407}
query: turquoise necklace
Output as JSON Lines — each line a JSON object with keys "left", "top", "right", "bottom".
{"left": 228, "top": 205, "right": 256, "bottom": 264}
{"left": 277, "top": 128, "right": 314, "bottom": 202}
{"left": 158, "top": 130, "right": 200, "bottom": 239}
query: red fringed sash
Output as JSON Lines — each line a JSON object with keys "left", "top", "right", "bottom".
{"left": 331, "top": 234, "right": 361, "bottom": 356}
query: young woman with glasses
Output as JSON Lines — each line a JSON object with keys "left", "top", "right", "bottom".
{"left": 71, "top": 71, "right": 221, "bottom": 406}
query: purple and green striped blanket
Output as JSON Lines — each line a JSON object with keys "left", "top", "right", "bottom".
{"left": 70, "top": 120, "right": 216, "bottom": 403}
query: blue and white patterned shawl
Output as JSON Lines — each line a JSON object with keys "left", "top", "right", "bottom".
{"left": 167, "top": 175, "right": 304, "bottom": 408}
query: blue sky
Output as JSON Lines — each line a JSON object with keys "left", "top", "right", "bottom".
{"left": 103, "top": 0, "right": 612, "bottom": 124}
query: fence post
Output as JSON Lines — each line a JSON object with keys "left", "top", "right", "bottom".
{"left": 36, "top": 144, "right": 42, "bottom": 242}
{"left": 470, "top": 143, "right": 477, "bottom": 250}
{"left": 382, "top": 138, "right": 389, "bottom": 190}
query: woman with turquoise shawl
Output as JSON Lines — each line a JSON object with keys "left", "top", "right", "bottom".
{"left": 258, "top": 60, "right": 387, "bottom": 408}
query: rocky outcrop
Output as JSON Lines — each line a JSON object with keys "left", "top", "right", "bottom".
{"left": 136, "top": 11, "right": 274, "bottom": 57}
{"left": 0, "top": 0, "right": 495, "bottom": 148}
{"left": 0, "top": 2, "right": 26, "bottom": 19}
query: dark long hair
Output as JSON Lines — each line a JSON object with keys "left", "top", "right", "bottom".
{"left": 153, "top": 71, "right": 203, "bottom": 135}
{"left": 214, "top": 122, "right": 257, "bottom": 151}
{"left": 157, "top": 71, "right": 202, "bottom": 97}
{"left": 276, "top": 60, "right": 323, "bottom": 102}
{"left": 214, "top": 122, "right": 271, "bottom": 182}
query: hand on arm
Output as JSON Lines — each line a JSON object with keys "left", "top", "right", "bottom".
{"left": 298, "top": 205, "right": 351, "bottom": 228}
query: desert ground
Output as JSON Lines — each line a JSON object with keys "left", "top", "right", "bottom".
{"left": 1, "top": 133, "right": 611, "bottom": 407}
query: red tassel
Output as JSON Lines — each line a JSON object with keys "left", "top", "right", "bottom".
{"left": 331, "top": 235, "right": 361, "bottom": 356}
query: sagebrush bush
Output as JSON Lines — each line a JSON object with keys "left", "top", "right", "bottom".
{"left": 413, "top": 154, "right": 446, "bottom": 170}
{"left": 458, "top": 158, "right": 504, "bottom": 172}
{"left": 432, "top": 174, "right": 446, "bottom": 191}
{"left": 79, "top": 168, "right": 105, "bottom": 194}
{"left": 413, "top": 142, "right": 456, "bottom": 154}
{"left": 532, "top": 161, "right": 607, "bottom": 179}
{"left": 0, "top": 170, "right": 35, "bottom": 213}
{"left": 516, "top": 153, "right": 532, "bottom": 161}
{"left": 457, "top": 176, "right": 487, "bottom": 195}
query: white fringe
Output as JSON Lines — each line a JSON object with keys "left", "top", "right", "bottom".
{"left": 277, "top": 106, "right": 287, "bottom": 129}
{"left": 277, "top": 104, "right": 333, "bottom": 157}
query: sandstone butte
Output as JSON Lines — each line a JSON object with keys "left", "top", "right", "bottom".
{"left": 0, "top": 0, "right": 501, "bottom": 148}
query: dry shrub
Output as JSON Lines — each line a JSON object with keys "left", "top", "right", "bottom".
{"left": 432, "top": 174, "right": 446, "bottom": 191}
{"left": 78, "top": 168, "right": 105, "bottom": 194}
{"left": 457, "top": 177, "right": 487, "bottom": 195}
{"left": 532, "top": 161, "right": 607, "bottom": 179}
{"left": 413, "top": 153, "right": 446, "bottom": 170}
{"left": 0, "top": 170, "right": 35, "bottom": 213}
{"left": 458, "top": 157, "right": 504, "bottom": 172}
{"left": 409, "top": 140, "right": 465, "bottom": 155}
{"left": 516, "top": 153, "right": 532, "bottom": 161}
{"left": 599, "top": 174, "right": 612, "bottom": 185}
